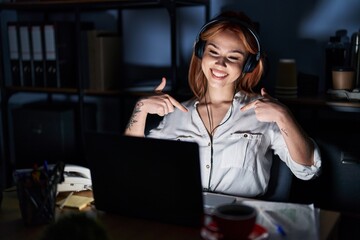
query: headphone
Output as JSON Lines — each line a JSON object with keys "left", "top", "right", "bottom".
{"left": 194, "top": 16, "right": 261, "bottom": 73}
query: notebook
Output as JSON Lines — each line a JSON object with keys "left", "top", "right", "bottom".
{"left": 84, "top": 131, "right": 204, "bottom": 227}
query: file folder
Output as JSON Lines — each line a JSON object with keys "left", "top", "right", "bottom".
{"left": 19, "top": 24, "right": 33, "bottom": 87}
{"left": 43, "top": 24, "right": 60, "bottom": 88}
{"left": 30, "top": 24, "right": 45, "bottom": 87}
{"left": 7, "top": 23, "right": 22, "bottom": 86}
{"left": 8, "top": 21, "right": 93, "bottom": 89}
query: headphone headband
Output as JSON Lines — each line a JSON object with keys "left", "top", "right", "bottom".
{"left": 194, "top": 15, "right": 261, "bottom": 73}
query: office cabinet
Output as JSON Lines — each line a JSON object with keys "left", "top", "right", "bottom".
{"left": 12, "top": 104, "right": 77, "bottom": 168}
{"left": 0, "top": 0, "right": 210, "bottom": 187}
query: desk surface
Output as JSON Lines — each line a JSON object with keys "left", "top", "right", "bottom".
{"left": 0, "top": 188, "right": 340, "bottom": 240}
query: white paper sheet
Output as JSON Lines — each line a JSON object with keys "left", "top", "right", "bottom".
{"left": 241, "top": 200, "right": 319, "bottom": 240}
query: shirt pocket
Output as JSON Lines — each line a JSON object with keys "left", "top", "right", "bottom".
{"left": 221, "top": 132, "right": 263, "bottom": 170}
{"left": 173, "top": 135, "right": 194, "bottom": 141}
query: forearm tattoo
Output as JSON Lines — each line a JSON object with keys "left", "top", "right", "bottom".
{"left": 126, "top": 101, "right": 144, "bottom": 130}
{"left": 281, "top": 128, "right": 288, "bottom": 137}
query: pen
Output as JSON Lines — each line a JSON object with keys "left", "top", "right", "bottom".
{"left": 258, "top": 207, "right": 286, "bottom": 237}
{"left": 60, "top": 191, "right": 74, "bottom": 210}
{"left": 43, "top": 160, "right": 49, "bottom": 175}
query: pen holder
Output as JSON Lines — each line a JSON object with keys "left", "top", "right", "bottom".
{"left": 13, "top": 161, "right": 64, "bottom": 226}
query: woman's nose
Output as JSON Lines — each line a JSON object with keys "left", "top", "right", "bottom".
{"left": 215, "top": 57, "right": 226, "bottom": 67}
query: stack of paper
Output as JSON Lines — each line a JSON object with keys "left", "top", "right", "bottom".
{"left": 56, "top": 194, "right": 94, "bottom": 210}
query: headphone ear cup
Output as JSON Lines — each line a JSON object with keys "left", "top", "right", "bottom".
{"left": 242, "top": 54, "right": 258, "bottom": 73}
{"left": 194, "top": 39, "right": 205, "bottom": 59}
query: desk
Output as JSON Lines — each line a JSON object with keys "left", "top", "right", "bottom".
{"left": 0, "top": 188, "right": 340, "bottom": 240}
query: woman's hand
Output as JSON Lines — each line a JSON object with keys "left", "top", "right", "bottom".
{"left": 241, "top": 88, "right": 314, "bottom": 166}
{"left": 124, "top": 77, "right": 187, "bottom": 137}
{"left": 241, "top": 88, "right": 288, "bottom": 123}
{"left": 142, "top": 77, "right": 188, "bottom": 116}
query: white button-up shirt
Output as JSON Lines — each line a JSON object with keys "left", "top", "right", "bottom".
{"left": 147, "top": 92, "right": 321, "bottom": 197}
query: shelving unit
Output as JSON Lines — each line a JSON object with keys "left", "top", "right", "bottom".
{"left": 0, "top": 0, "right": 210, "bottom": 188}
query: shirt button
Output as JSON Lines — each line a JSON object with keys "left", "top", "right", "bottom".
{"left": 208, "top": 142, "right": 211, "bottom": 146}
{"left": 206, "top": 165, "right": 210, "bottom": 169}
{"left": 244, "top": 134, "right": 248, "bottom": 138}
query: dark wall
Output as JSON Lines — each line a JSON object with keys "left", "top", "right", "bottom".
{"left": 121, "top": 0, "right": 360, "bottom": 94}
{"left": 210, "top": 0, "right": 360, "bottom": 94}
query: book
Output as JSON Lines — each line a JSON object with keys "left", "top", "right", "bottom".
{"left": 87, "top": 30, "right": 121, "bottom": 91}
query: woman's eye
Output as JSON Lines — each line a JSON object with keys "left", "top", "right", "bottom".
{"left": 209, "top": 50, "right": 218, "bottom": 56}
{"left": 228, "top": 56, "right": 239, "bottom": 61}
{"left": 228, "top": 56, "right": 241, "bottom": 62}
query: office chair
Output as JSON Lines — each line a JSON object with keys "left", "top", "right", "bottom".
{"left": 258, "top": 153, "right": 293, "bottom": 202}
{"left": 312, "top": 135, "right": 360, "bottom": 214}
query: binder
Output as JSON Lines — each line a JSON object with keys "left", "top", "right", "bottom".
{"left": 43, "top": 23, "right": 61, "bottom": 88}
{"left": 7, "top": 23, "right": 22, "bottom": 86}
{"left": 19, "top": 24, "right": 33, "bottom": 87}
{"left": 30, "top": 24, "right": 46, "bottom": 87}
{"left": 87, "top": 30, "right": 121, "bottom": 91}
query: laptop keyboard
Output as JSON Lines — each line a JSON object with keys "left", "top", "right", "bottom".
{"left": 203, "top": 192, "right": 237, "bottom": 213}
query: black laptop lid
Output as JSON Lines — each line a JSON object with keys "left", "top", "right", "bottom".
{"left": 84, "top": 132, "right": 204, "bottom": 227}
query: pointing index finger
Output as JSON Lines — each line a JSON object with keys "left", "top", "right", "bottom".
{"left": 241, "top": 99, "right": 257, "bottom": 111}
{"left": 169, "top": 97, "right": 188, "bottom": 112}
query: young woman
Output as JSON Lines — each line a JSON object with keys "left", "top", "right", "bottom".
{"left": 124, "top": 11, "right": 321, "bottom": 198}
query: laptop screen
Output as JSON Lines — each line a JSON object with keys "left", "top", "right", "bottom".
{"left": 84, "top": 131, "right": 204, "bottom": 227}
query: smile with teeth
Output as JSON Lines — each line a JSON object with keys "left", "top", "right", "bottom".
{"left": 211, "top": 69, "right": 228, "bottom": 78}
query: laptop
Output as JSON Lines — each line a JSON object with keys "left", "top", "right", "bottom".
{"left": 84, "top": 131, "right": 205, "bottom": 227}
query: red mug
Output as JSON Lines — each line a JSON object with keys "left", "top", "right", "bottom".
{"left": 212, "top": 203, "right": 257, "bottom": 240}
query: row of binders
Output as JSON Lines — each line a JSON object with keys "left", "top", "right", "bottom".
{"left": 7, "top": 21, "right": 121, "bottom": 90}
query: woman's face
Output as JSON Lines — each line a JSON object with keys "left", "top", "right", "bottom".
{"left": 201, "top": 29, "right": 247, "bottom": 90}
